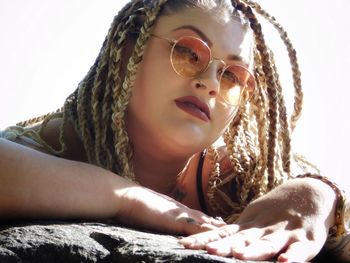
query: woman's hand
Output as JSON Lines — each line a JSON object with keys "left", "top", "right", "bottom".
{"left": 179, "top": 178, "right": 337, "bottom": 262}
{"left": 116, "top": 186, "right": 226, "bottom": 235}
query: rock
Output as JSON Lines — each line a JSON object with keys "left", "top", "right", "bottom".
{"left": 0, "top": 220, "right": 272, "bottom": 263}
{"left": 0, "top": 220, "right": 331, "bottom": 262}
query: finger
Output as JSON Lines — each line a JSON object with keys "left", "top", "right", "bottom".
{"left": 179, "top": 224, "right": 240, "bottom": 249}
{"left": 277, "top": 240, "right": 319, "bottom": 263}
{"left": 176, "top": 216, "right": 218, "bottom": 235}
{"left": 200, "top": 215, "right": 227, "bottom": 227}
{"left": 187, "top": 209, "right": 227, "bottom": 228}
{"left": 174, "top": 210, "right": 226, "bottom": 235}
{"left": 208, "top": 216, "right": 227, "bottom": 227}
{"left": 228, "top": 231, "right": 290, "bottom": 260}
{"left": 205, "top": 227, "right": 266, "bottom": 257}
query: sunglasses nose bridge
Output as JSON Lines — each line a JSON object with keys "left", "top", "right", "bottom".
{"left": 195, "top": 61, "right": 223, "bottom": 98}
{"left": 212, "top": 57, "right": 226, "bottom": 67}
{"left": 198, "top": 59, "right": 224, "bottom": 83}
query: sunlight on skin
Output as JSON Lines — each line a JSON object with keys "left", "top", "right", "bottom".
{"left": 0, "top": 1, "right": 349, "bottom": 262}
{"left": 0, "top": 2, "right": 349, "bottom": 184}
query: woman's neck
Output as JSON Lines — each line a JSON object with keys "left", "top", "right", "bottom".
{"left": 132, "top": 146, "right": 194, "bottom": 195}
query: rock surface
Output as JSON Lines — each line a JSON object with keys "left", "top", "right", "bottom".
{"left": 0, "top": 220, "right": 331, "bottom": 262}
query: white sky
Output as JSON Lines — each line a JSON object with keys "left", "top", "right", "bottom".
{"left": 0, "top": 0, "right": 349, "bottom": 183}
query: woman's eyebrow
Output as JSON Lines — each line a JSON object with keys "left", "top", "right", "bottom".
{"left": 227, "top": 54, "right": 248, "bottom": 66}
{"left": 171, "top": 25, "right": 213, "bottom": 46}
{"left": 172, "top": 25, "right": 248, "bottom": 66}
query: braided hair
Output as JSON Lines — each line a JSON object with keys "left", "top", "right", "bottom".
{"left": 4, "top": 0, "right": 307, "bottom": 221}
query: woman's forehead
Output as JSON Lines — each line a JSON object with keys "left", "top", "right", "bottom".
{"left": 153, "top": 9, "right": 253, "bottom": 65}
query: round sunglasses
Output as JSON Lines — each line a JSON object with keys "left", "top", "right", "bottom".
{"left": 151, "top": 34, "right": 256, "bottom": 106}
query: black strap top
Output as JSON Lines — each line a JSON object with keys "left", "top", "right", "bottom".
{"left": 196, "top": 150, "right": 208, "bottom": 214}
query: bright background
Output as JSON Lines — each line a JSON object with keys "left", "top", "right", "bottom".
{"left": 0, "top": 1, "right": 349, "bottom": 183}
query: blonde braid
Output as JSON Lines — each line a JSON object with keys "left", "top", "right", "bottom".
{"left": 229, "top": 117, "right": 253, "bottom": 203}
{"left": 76, "top": 81, "right": 95, "bottom": 163}
{"left": 226, "top": 116, "right": 244, "bottom": 167}
{"left": 91, "top": 1, "right": 144, "bottom": 170}
{"left": 251, "top": 52, "right": 268, "bottom": 194}
{"left": 269, "top": 50, "right": 292, "bottom": 176}
{"left": 3, "top": 107, "right": 65, "bottom": 155}
{"left": 241, "top": 104, "right": 257, "bottom": 162}
{"left": 204, "top": 1, "right": 305, "bottom": 220}
{"left": 91, "top": 41, "right": 111, "bottom": 167}
{"left": 15, "top": 108, "right": 61, "bottom": 128}
{"left": 3, "top": 116, "right": 64, "bottom": 155}
{"left": 100, "top": 25, "right": 129, "bottom": 170}
{"left": 240, "top": 0, "right": 303, "bottom": 131}
{"left": 225, "top": 116, "right": 249, "bottom": 204}
{"left": 238, "top": 109, "right": 254, "bottom": 171}
{"left": 206, "top": 0, "right": 290, "bottom": 217}
{"left": 111, "top": 0, "right": 170, "bottom": 180}
{"left": 251, "top": 106, "right": 268, "bottom": 195}
{"left": 209, "top": 132, "right": 249, "bottom": 222}
{"left": 239, "top": 105, "right": 258, "bottom": 202}
{"left": 207, "top": 145, "right": 229, "bottom": 215}
{"left": 236, "top": 1, "right": 280, "bottom": 190}
{"left": 239, "top": 0, "right": 303, "bottom": 178}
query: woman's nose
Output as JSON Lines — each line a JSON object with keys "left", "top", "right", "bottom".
{"left": 192, "top": 60, "right": 224, "bottom": 97}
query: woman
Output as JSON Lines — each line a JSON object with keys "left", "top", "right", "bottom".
{"left": 0, "top": 0, "right": 348, "bottom": 261}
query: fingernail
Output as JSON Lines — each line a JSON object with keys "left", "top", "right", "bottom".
{"left": 206, "top": 242, "right": 219, "bottom": 249}
{"left": 215, "top": 216, "right": 224, "bottom": 221}
{"left": 213, "top": 219, "right": 226, "bottom": 226}
{"left": 206, "top": 243, "right": 231, "bottom": 255}
{"left": 277, "top": 254, "right": 301, "bottom": 263}
{"left": 179, "top": 237, "right": 195, "bottom": 245}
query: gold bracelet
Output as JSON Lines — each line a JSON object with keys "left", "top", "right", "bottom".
{"left": 296, "top": 173, "right": 347, "bottom": 237}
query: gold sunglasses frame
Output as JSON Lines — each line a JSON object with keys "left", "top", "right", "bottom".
{"left": 150, "top": 34, "right": 256, "bottom": 106}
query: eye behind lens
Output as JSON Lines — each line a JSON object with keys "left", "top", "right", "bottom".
{"left": 172, "top": 36, "right": 211, "bottom": 78}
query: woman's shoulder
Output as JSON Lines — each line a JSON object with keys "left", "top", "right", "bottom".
{"left": 2, "top": 118, "right": 86, "bottom": 161}
{"left": 39, "top": 118, "right": 87, "bottom": 161}
{"left": 1, "top": 123, "right": 49, "bottom": 154}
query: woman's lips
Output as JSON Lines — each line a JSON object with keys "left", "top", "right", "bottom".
{"left": 174, "top": 96, "right": 211, "bottom": 122}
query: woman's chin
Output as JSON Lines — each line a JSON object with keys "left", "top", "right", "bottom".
{"left": 163, "top": 129, "right": 209, "bottom": 154}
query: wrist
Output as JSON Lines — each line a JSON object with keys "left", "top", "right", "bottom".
{"left": 296, "top": 173, "right": 349, "bottom": 237}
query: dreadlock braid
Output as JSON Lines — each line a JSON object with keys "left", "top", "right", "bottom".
{"left": 89, "top": 1, "right": 145, "bottom": 171}
{"left": 4, "top": 0, "right": 169, "bottom": 175}
{"left": 98, "top": 2, "right": 147, "bottom": 172}
{"left": 77, "top": 81, "right": 95, "bottom": 162}
{"left": 240, "top": 0, "right": 303, "bottom": 131}
{"left": 207, "top": 146, "right": 223, "bottom": 212}
{"left": 111, "top": 0, "right": 170, "bottom": 180}
{"left": 251, "top": 51, "right": 269, "bottom": 193}
{"left": 269, "top": 50, "right": 291, "bottom": 176}
{"left": 239, "top": 104, "right": 258, "bottom": 201}
{"left": 203, "top": 0, "right": 302, "bottom": 220}
{"left": 241, "top": 104, "right": 257, "bottom": 162}
{"left": 235, "top": 1, "right": 280, "bottom": 191}
{"left": 224, "top": 116, "right": 245, "bottom": 174}
{"left": 15, "top": 108, "right": 62, "bottom": 128}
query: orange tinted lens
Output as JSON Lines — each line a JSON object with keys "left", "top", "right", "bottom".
{"left": 219, "top": 65, "right": 256, "bottom": 105}
{"left": 171, "top": 36, "right": 211, "bottom": 78}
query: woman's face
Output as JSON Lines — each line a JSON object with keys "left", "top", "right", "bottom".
{"left": 126, "top": 8, "right": 252, "bottom": 157}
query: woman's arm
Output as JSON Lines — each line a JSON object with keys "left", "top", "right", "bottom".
{"left": 0, "top": 137, "right": 131, "bottom": 219}
{"left": 180, "top": 177, "right": 338, "bottom": 262}
{"left": 0, "top": 138, "right": 224, "bottom": 234}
